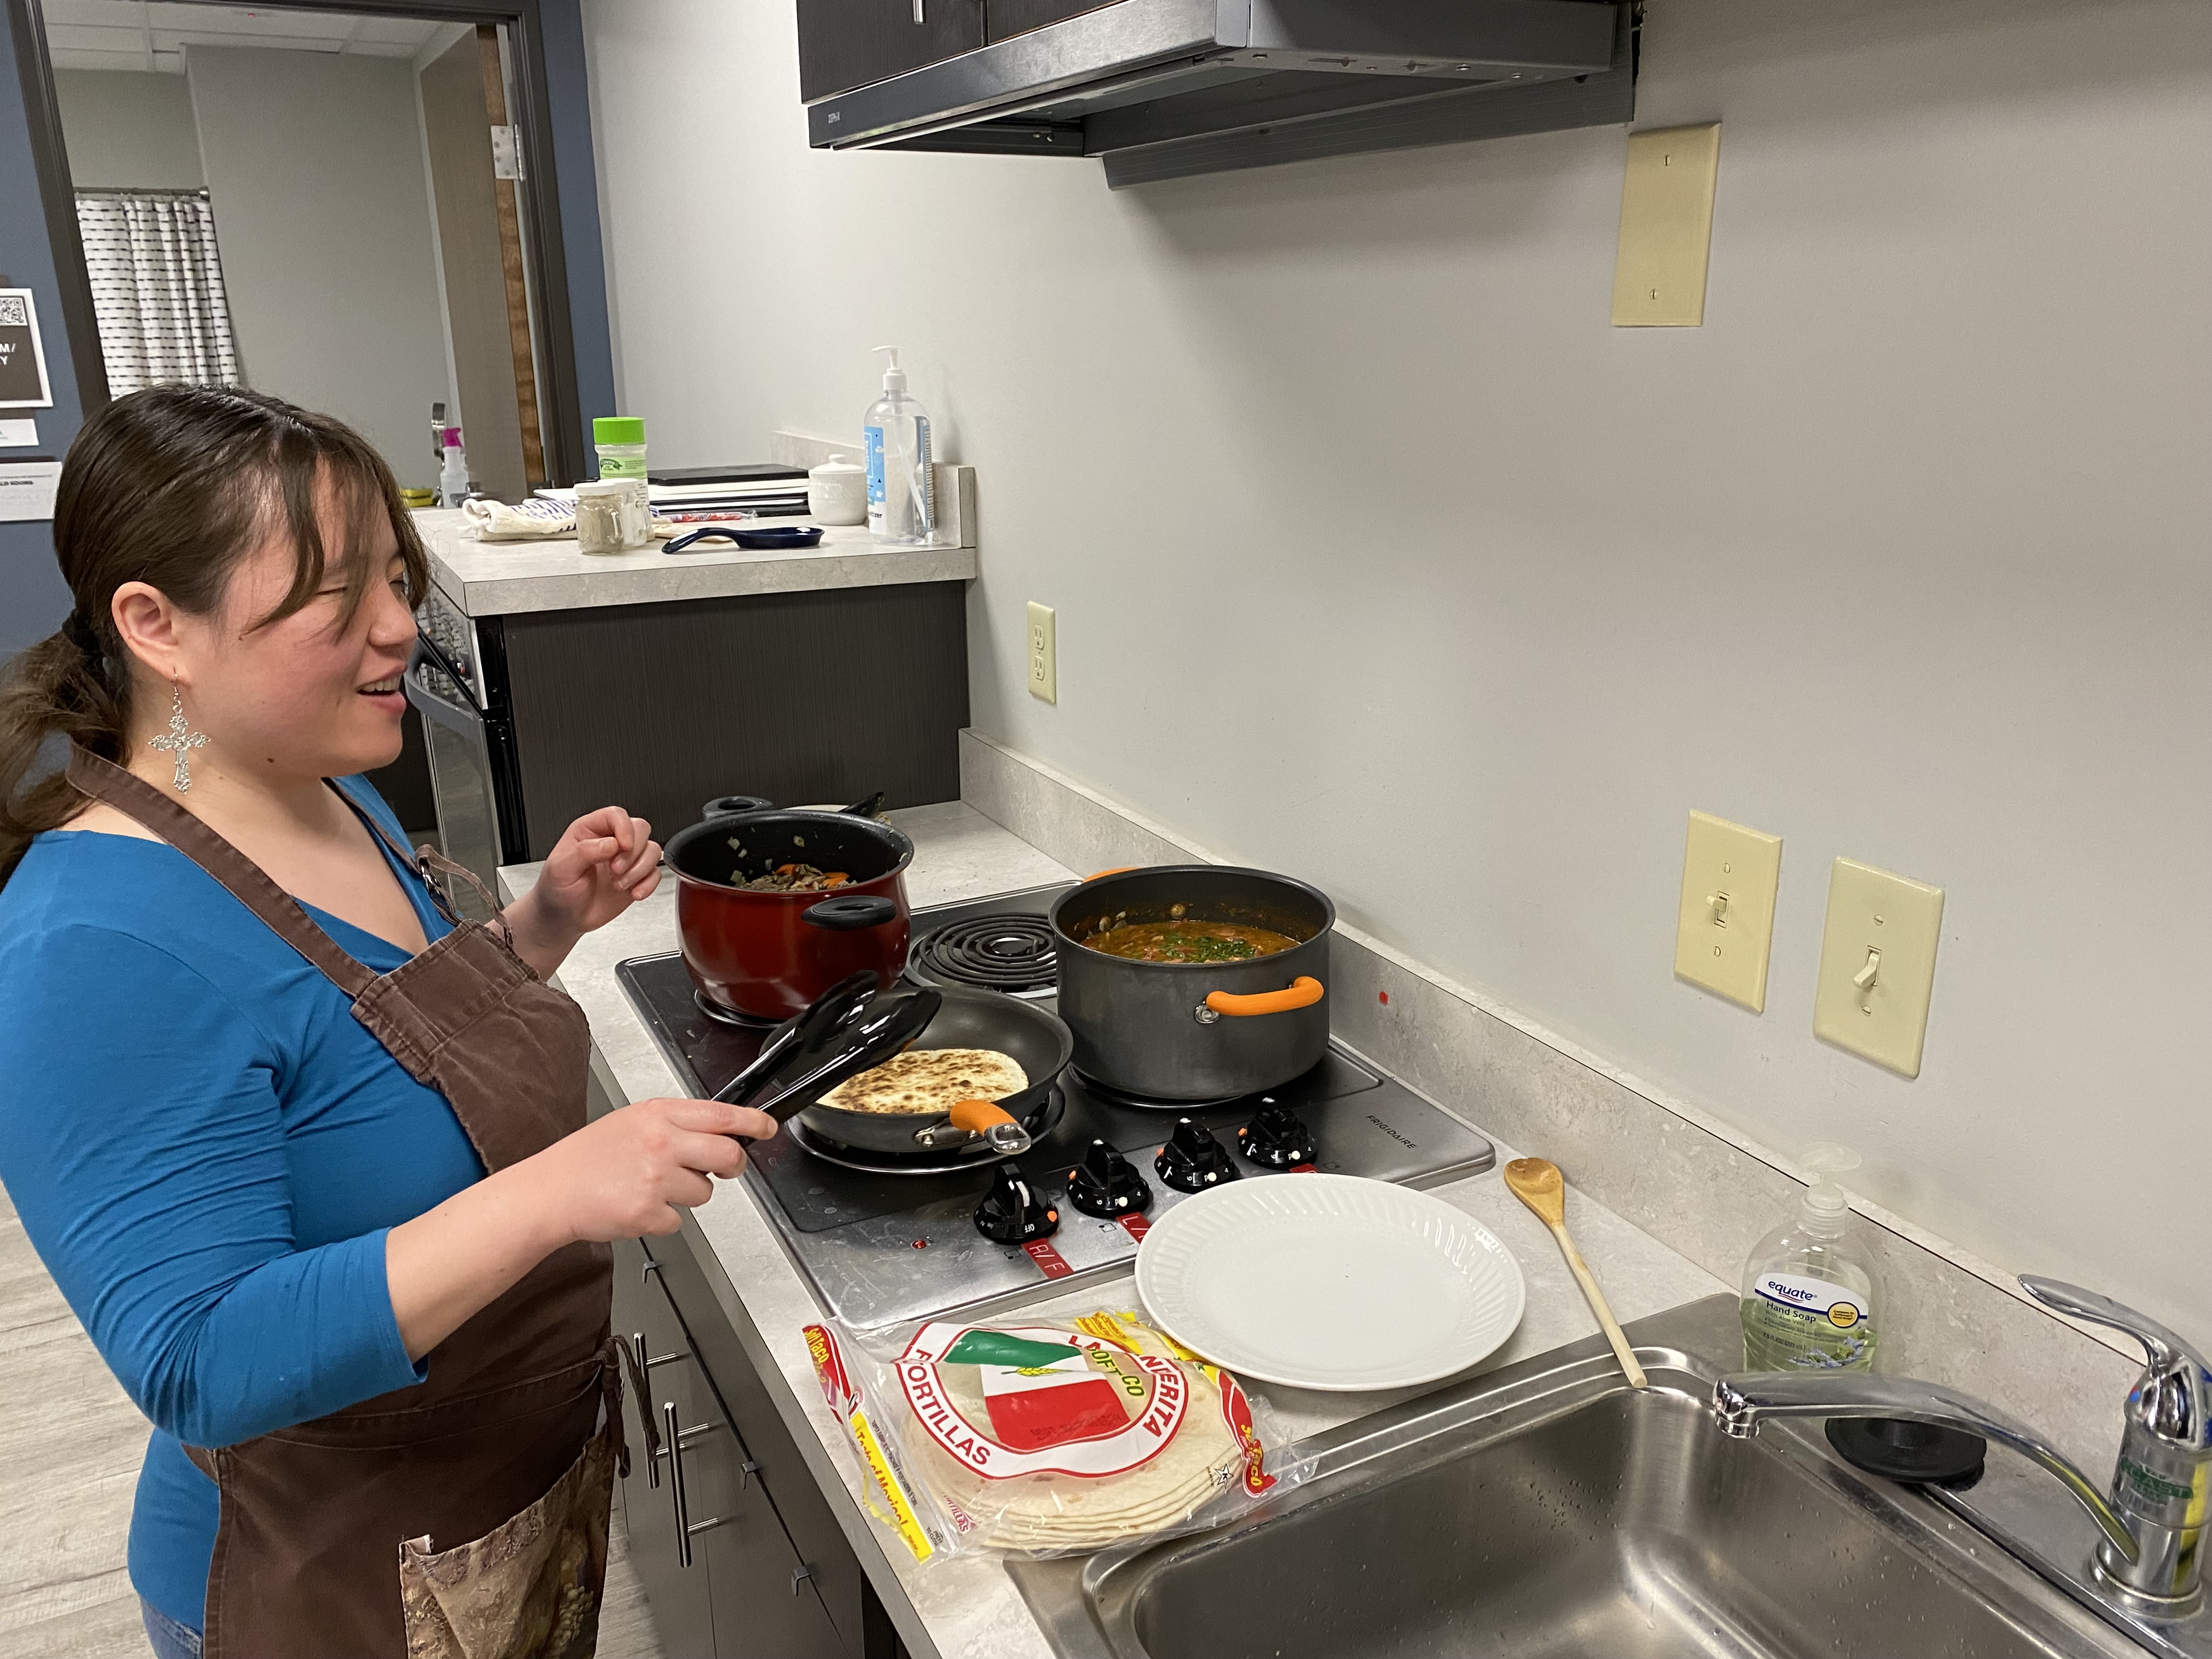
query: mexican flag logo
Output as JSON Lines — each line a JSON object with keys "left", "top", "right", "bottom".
{"left": 899, "top": 1323, "right": 1189, "bottom": 1479}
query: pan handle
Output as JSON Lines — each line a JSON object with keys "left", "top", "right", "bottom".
{"left": 1198, "top": 977, "right": 1325, "bottom": 1022}
{"left": 1085, "top": 866, "right": 1140, "bottom": 881}
{"left": 802, "top": 895, "right": 899, "bottom": 931}
{"left": 921, "top": 1098, "right": 1032, "bottom": 1155}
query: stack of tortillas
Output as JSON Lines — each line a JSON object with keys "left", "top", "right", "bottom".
{"left": 817, "top": 1048, "right": 1027, "bottom": 1114}
{"left": 896, "top": 1318, "right": 1249, "bottom": 1551}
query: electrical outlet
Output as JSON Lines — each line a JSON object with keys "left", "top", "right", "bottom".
{"left": 1026, "top": 602, "right": 1056, "bottom": 704}
{"left": 1673, "top": 810, "right": 1782, "bottom": 1012}
{"left": 1814, "top": 857, "right": 1943, "bottom": 1078}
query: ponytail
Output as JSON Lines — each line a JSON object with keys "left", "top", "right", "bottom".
{"left": 0, "top": 619, "right": 129, "bottom": 879}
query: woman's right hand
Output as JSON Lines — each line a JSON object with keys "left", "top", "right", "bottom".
{"left": 531, "top": 1097, "right": 778, "bottom": 1244}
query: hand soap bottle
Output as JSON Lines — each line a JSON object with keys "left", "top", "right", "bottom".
{"left": 864, "top": 346, "right": 934, "bottom": 545}
{"left": 1740, "top": 1143, "right": 1882, "bottom": 1371}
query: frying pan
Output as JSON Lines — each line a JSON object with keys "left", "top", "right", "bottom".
{"left": 723, "top": 982, "right": 1071, "bottom": 1159}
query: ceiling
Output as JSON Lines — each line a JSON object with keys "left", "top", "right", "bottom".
{"left": 44, "top": 2, "right": 459, "bottom": 76}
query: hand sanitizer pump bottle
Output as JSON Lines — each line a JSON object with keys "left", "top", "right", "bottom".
{"left": 864, "top": 346, "right": 934, "bottom": 545}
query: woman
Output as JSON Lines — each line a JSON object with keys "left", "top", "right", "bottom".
{"left": 0, "top": 387, "right": 775, "bottom": 1659}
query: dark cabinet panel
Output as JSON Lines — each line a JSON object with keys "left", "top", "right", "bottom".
{"left": 986, "top": 0, "right": 1115, "bottom": 43}
{"left": 612, "top": 1238, "right": 715, "bottom": 1656}
{"left": 798, "top": 0, "right": 986, "bottom": 102}
{"left": 655, "top": 1221, "right": 887, "bottom": 1656}
{"left": 500, "top": 582, "right": 969, "bottom": 862}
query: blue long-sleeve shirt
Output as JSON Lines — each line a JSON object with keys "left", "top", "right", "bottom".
{"left": 0, "top": 778, "right": 483, "bottom": 1633}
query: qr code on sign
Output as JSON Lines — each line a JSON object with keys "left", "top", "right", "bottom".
{"left": 0, "top": 296, "right": 27, "bottom": 328}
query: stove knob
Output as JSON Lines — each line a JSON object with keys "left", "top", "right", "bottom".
{"left": 1067, "top": 1139, "right": 1152, "bottom": 1218}
{"left": 974, "top": 1161, "right": 1059, "bottom": 1243}
{"left": 1238, "top": 1099, "right": 1316, "bottom": 1169}
{"left": 1155, "top": 1118, "right": 1240, "bottom": 1194}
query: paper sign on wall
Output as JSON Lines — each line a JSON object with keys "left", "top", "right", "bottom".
{"left": 0, "top": 419, "right": 36, "bottom": 447}
{"left": 0, "top": 290, "right": 56, "bottom": 410}
{"left": 0, "top": 461, "right": 62, "bottom": 522}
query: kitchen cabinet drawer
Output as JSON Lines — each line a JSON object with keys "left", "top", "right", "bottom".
{"left": 797, "top": 0, "right": 985, "bottom": 101}
{"left": 612, "top": 1238, "right": 714, "bottom": 1657}
{"left": 651, "top": 1220, "right": 890, "bottom": 1657}
{"left": 986, "top": 0, "right": 1114, "bottom": 42}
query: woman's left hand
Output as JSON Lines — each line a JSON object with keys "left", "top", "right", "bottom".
{"left": 504, "top": 807, "right": 660, "bottom": 978}
{"left": 537, "top": 807, "right": 661, "bottom": 932}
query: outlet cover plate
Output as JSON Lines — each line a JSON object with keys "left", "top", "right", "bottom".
{"left": 1026, "top": 601, "right": 1057, "bottom": 704}
{"left": 1612, "top": 122, "right": 1721, "bottom": 328}
{"left": 1814, "top": 857, "right": 1944, "bottom": 1078}
{"left": 1674, "top": 810, "right": 1782, "bottom": 1012}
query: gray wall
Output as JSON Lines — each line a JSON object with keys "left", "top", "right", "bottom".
{"left": 583, "top": 0, "right": 2212, "bottom": 1336}
{"left": 51, "top": 67, "right": 202, "bottom": 189}
{"left": 185, "top": 46, "right": 449, "bottom": 487}
{"left": 0, "top": 14, "right": 87, "bottom": 656}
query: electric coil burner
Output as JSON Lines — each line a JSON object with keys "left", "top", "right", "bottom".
{"left": 618, "top": 882, "right": 1496, "bottom": 1330}
{"left": 907, "top": 913, "right": 1058, "bottom": 995}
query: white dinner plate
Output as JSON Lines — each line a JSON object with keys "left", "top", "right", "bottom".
{"left": 1135, "top": 1173, "right": 1525, "bottom": 1392}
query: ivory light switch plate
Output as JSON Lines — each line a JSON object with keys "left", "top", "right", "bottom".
{"left": 1814, "top": 857, "right": 1944, "bottom": 1078}
{"left": 1612, "top": 123, "right": 1722, "bottom": 328}
{"left": 1026, "top": 601, "right": 1057, "bottom": 703}
{"left": 1673, "top": 810, "right": 1782, "bottom": 1012}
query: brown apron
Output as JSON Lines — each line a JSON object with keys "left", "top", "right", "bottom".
{"left": 69, "top": 749, "right": 658, "bottom": 1659}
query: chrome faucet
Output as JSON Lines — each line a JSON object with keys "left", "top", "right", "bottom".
{"left": 1714, "top": 1276, "right": 2212, "bottom": 1616}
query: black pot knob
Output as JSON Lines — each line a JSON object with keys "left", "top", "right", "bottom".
{"left": 974, "top": 1161, "right": 1060, "bottom": 1243}
{"left": 1067, "top": 1139, "right": 1152, "bottom": 1218}
{"left": 1155, "top": 1118, "right": 1240, "bottom": 1194}
{"left": 1238, "top": 1099, "right": 1316, "bottom": 1169}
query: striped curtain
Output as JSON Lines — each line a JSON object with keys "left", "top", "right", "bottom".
{"left": 74, "top": 190, "right": 243, "bottom": 394}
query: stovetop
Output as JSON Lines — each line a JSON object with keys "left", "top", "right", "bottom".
{"left": 616, "top": 883, "right": 1496, "bottom": 1330}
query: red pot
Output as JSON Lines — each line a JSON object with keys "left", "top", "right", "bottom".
{"left": 667, "top": 809, "right": 915, "bottom": 1021}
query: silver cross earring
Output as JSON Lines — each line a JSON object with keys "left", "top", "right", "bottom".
{"left": 149, "top": 679, "right": 208, "bottom": 793}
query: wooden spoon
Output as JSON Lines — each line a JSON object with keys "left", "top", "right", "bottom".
{"left": 1503, "top": 1157, "right": 1648, "bottom": 1389}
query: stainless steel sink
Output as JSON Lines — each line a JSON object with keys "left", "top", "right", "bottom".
{"left": 1009, "top": 1296, "right": 2141, "bottom": 1659}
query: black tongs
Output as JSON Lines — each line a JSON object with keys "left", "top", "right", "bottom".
{"left": 714, "top": 971, "right": 943, "bottom": 1123}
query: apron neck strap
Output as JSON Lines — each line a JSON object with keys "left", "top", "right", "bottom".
{"left": 65, "top": 747, "right": 380, "bottom": 1000}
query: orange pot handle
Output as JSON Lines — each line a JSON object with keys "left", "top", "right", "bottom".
{"left": 947, "top": 1097, "right": 1019, "bottom": 1135}
{"left": 1085, "top": 866, "right": 1140, "bottom": 881}
{"left": 1204, "top": 977, "right": 1325, "bottom": 1018}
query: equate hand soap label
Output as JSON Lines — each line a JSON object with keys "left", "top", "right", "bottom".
{"left": 1743, "top": 1272, "right": 1878, "bottom": 1370}
{"left": 1754, "top": 1272, "right": 1867, "bottom": 1329}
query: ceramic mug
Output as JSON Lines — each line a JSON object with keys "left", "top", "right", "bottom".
{"left": 808, "top": 454, "right": 867, "bottom": 527}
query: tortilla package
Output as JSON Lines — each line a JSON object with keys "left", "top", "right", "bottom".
{"left": 804, "top": 1307, "right": 1302, "bottom": 1563}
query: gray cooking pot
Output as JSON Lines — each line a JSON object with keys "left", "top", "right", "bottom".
{"left": 1051, "top": 865, "right": 1332, "bottom": 1102}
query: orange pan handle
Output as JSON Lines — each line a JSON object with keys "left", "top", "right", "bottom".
{"left": 1085, "top": 866, "right": 1141, "bottom": 881}
{"left": 939, "top": 1098, "right": 1034, "bottom": 1154}
{"left": 1203, "top": 977, "right": 1325, "bottom": 1018}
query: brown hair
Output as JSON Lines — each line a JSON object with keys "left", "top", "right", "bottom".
{"left": 0, "top": 385, "right": 428, "bottom": 881}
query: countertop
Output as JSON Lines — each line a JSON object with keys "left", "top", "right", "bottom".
{"left": 415, "top": 494, "right": 979, "bottom": 620}
{"left": 504, "top": 803, "right": 1727, "bottom": 1659}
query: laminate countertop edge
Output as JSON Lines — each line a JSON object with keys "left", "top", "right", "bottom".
{"left": 416, "top": 507, "right": 979, "bottom": 619}
{"left": 502, "top": 802, "right": 1726, "bottom": 1659}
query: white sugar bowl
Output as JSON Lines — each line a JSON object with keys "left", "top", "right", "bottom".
{"left": 807, "top": 453, "right": 867, "bottom": 526}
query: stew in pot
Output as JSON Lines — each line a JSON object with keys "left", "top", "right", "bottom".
{"left": 1082, "top": 918, "right": 1300, "bottom": 963}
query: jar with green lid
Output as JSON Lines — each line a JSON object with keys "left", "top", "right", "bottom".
{"left": 592, "top": 415, "right": 648, "bottom": 515}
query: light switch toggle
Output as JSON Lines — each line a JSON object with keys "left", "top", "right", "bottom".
{"left": 1852, "top": 948, "right": 1881, "bottom": 1002}
{"left": 1707, "top": 891, "right": 1729, "bottom": 926}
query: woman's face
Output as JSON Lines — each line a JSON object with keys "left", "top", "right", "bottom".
{"left": 157, "top": 490, "right": 417, "bottom": 784}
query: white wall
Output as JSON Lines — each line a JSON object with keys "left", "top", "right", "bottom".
{"left": 52, "top": 69, "right": 204, "bottom": 189}
{"left": 184, "top": 47, "right": 449, "bottom": 484}
{"left": 582, "top": 0, "right": 2212, "bottom": 1338}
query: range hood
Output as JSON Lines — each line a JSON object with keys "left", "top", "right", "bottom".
{"left": 808, "top": 0, "right": 1634, "bottom": 188}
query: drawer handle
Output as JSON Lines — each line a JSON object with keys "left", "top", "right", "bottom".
{"left": 792, "top": 1564, "right": 815, "bottom": 1595}
{"left": 911, "top": 0, "right": 923, "bottom": 20}
{"left": 665, "top": 1401, "right": 736, "bottom": 1568}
